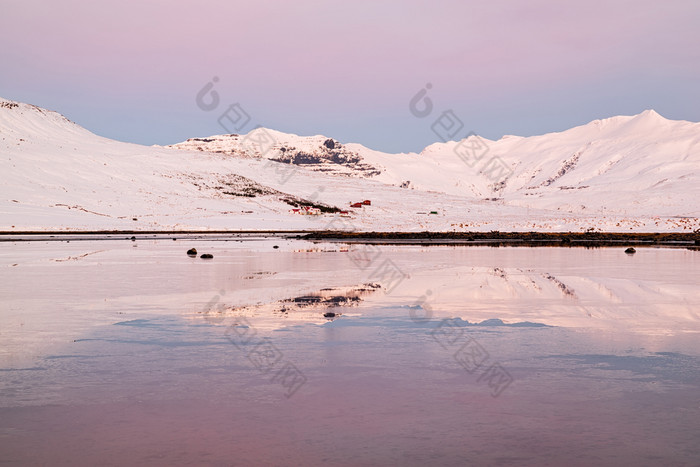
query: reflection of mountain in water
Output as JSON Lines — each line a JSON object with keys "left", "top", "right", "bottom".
{"left": 401, "top": 262, "right": 700, "bottom": 332}
{"left": 460, "top": 318, "right": 550, "bottom": 327}
{"left": 221, "top": 283, "right": 381, "bottom": 325}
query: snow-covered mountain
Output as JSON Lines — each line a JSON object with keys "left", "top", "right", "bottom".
{"left": 171, "top": 109, "right": 700, "bottom": 217}
{"left": 2, "top": 96, "right": 699, "bottom": 232}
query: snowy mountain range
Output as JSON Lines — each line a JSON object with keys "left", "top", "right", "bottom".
{"left": 1, "top": 97, "right": 699, "bottom": 232}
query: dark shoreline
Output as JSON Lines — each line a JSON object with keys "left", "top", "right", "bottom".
{"left": 1, "top": 230, "right": 699, "bottom": 248}
{"left": 300, "top": 231, "right": 700, "bottom": 248}
{"left": 0, "top": 230, "right": 306, "bottom": 236}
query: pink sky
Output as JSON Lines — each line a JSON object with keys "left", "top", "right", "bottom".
{"left": 2, "top": 0, "right": 699, "bottom": 152}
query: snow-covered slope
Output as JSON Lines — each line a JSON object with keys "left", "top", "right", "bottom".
{"left": 0, "top": 97, "right": 515, "bottom": 231}
{"left": 410, "top": 110, "right": 700, "bottom": 216}
{"left": 171, "top": 110, "right": 700, "bottom": 218}
{"left": 1, "top": 97, "right": 699, "bottom": 232}
{"left": 0, "top": 99, "right": 348, "bottom": 230}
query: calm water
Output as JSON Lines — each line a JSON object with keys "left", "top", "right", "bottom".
{"left": 1, "top": 237, "right": 699, "bottom": 466}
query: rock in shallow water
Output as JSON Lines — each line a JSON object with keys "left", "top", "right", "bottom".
{"left": 187, "top": 248, "right": 197, "bottom": 256}
{"left": 625, "top": 247, "right": 636, "bottom": 254}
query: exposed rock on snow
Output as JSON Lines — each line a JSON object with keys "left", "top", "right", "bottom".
{"left": 171, "top": 131, "right": 382, "bottom": 177}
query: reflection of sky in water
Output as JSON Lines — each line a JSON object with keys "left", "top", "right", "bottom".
{"left": 1, "top": 238, "right": 699, "bottom": 465}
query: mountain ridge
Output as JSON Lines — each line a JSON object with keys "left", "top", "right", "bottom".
{"left": 3, "top": 95, "right": 695, "bottom": 156}
{"left": 1, "top": 96, "right": 699, "bottom": 232}
{"left": 166, "top": 106, "right": 700, "bottom": 207}
{"left": 169, "top": 108, "right": 691, "bottom": 156}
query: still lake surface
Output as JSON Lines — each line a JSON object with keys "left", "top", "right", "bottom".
{"left": 1, "top": 236, "right": 699, "bottom": 466}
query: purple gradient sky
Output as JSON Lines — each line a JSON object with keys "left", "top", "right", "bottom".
{"left": 2, "top": 0, "right": 699, "bottom": 153}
